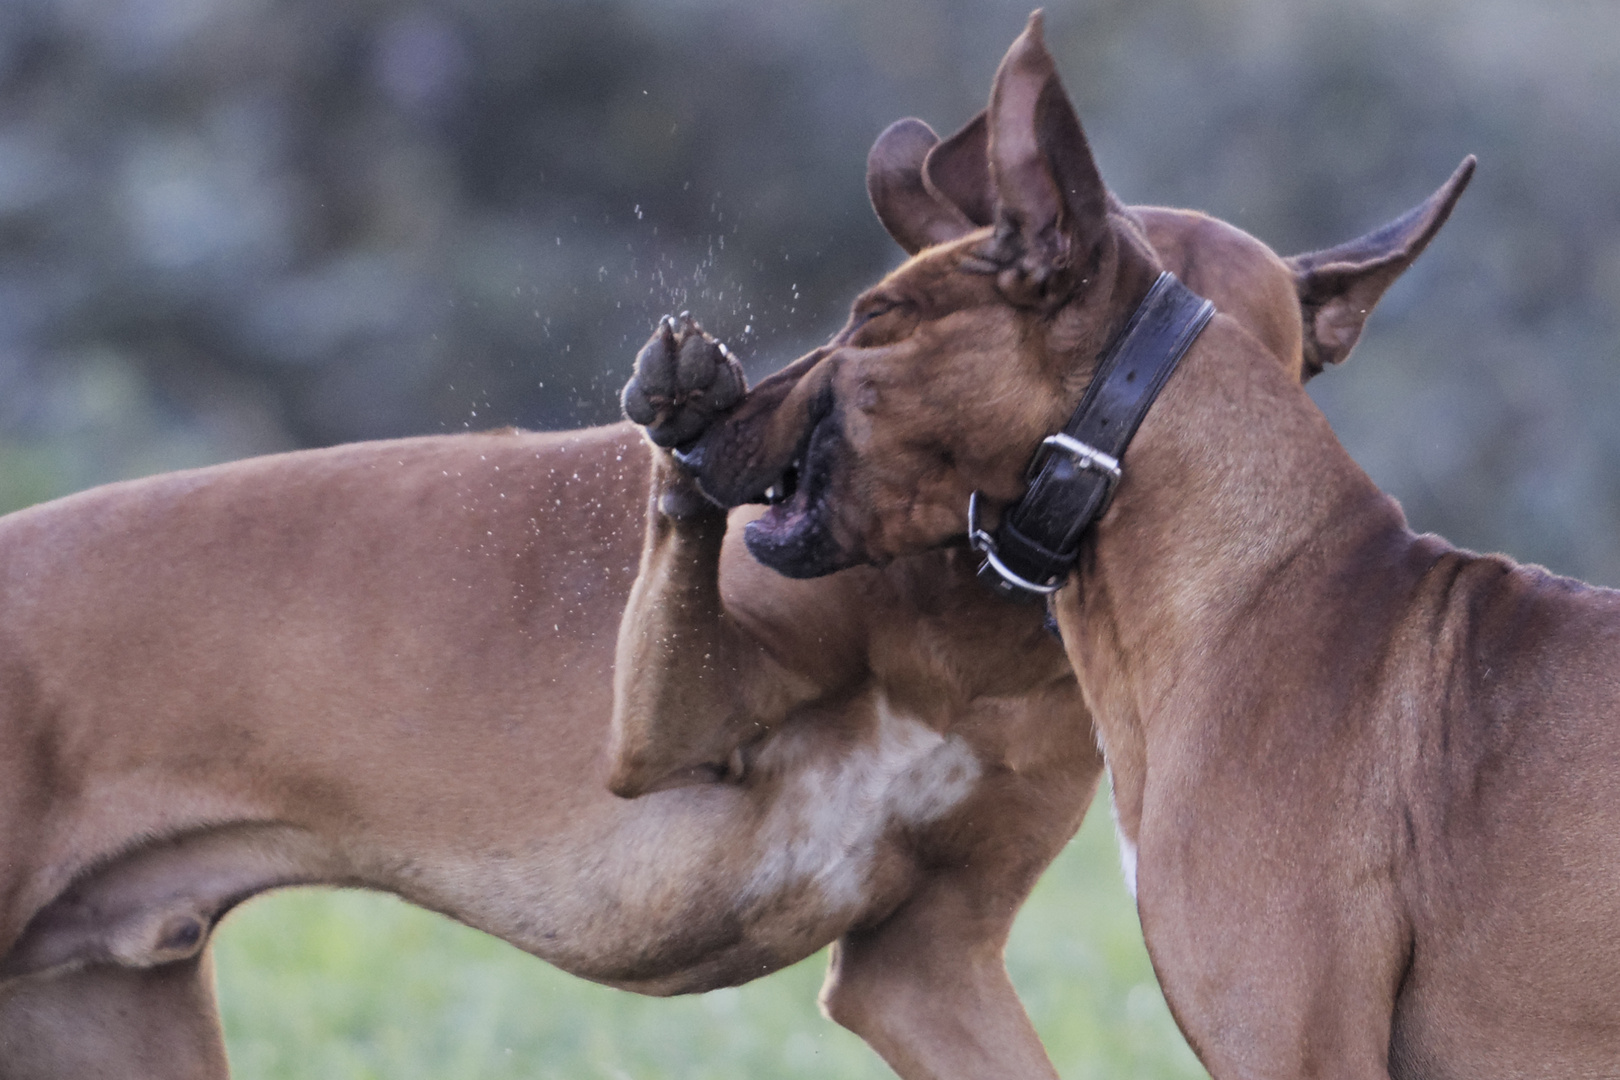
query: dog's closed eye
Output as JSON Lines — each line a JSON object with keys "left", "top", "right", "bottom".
{"left": 846, "top": 297, "right": 914, "bottom": 342}
{"left": 850, "top": 303, "right": 895, "bottom": 331}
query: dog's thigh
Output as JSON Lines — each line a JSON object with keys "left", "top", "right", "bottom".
{"left": 818, "top": 743, "right": 1101, "bottom": 1080}
{"left": 0, "top": 951, "right": 228, "bottom": 1080}
{"left": 820, "top": 868, "right": 1064, "bottom": 1080}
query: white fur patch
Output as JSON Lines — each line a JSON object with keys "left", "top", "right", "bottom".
{"left": 1109, "top": 787, "right": 1139, "bottom": 900}
{"left": 745, "top": 695, "right": 980, "bottom": 911}
{"left": 1117, "top": 830, "right": 1139, "bottom": 901}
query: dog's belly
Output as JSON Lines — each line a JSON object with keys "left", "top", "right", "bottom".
{"left": 409, "top": 695, "right": 982, "bottom": 995}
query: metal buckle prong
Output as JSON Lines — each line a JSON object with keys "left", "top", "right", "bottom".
{"left": 1039, "top": 433, "right": 1121, "bottom": 483}
{"left": 967, "top": 491, "right": 1064, "bottom": 596}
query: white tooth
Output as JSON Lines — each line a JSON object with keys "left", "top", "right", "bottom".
{"left": 764, "top": 483, "right": 781, "bottom": 502}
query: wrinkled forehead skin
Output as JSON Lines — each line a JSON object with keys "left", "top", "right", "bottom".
{"left": 683, "top": 227, "right": 1058, "bottom": 510}
{"left": 663, "top": 14, "right": 1271, "bottom": 581}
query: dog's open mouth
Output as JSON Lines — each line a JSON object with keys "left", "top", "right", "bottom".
{"left": 743, "top": 413, "right": 852, "bottom": 579}
{"left": 758, "top": 461, "right": 800, "bottom": 507}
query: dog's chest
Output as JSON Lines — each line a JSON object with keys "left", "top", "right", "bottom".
{"left": 744, "top": 695, "right": 981, "bottom": 912}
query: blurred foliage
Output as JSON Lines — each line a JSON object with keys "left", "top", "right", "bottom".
{"left": 0, "top": 0, "right": 1616, "bottom": 580}
{"left": 214, "top": 789, "right": 1202, "bottom": 1079}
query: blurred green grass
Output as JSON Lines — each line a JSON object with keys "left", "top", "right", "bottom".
{"left": 214, "top": 788, "right": 1205, "bottom": 1079}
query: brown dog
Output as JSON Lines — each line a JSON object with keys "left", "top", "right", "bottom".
{"left": 0, "top": 30, "right": 1453, "bottom": 1080}
{"left": 612, "top": 41, "right": 1469, "bottom": 1080}
{"left": 668, "top": 12, "right": 1620, "bottom": 1080}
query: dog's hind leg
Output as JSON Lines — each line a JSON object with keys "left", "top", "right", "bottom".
{"left": 820, "top": 872, "right": 1062, "bottom": 1080}
{"left": 818, "top": 738, "right": 1103, "bottom": 1080}
{"left": 0, "top": 951, "right": 228, "bottom": 1080}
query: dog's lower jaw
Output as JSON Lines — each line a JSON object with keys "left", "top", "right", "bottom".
{"left": 740, "top": 410, "right": 865, "bottom": 579}
{"left": 608, "top": 742, "right": 751, "bottom": 799}
{"left": 742, "top": 506, "right": 855, "bottom": 580}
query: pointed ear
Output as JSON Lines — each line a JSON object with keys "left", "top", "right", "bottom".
{"left": 1287, "top": 155, "right": 1475, "bottom": 378}
{"left": 983, "top": 11, "right": 1109, "bottom": 304}
{"left": 867, "top": 118, "right": 977, "bottom": 255}
{"left": 923, "top": 111, "right": 992, "bottom": 227}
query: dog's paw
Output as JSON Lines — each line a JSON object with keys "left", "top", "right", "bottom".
{"left": 622, "top": 314, "right": 746, "bottom": 449}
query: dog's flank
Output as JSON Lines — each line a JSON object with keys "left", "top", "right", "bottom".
{"left": 0, "top": 418, "right": 1101, "bottom": 1078}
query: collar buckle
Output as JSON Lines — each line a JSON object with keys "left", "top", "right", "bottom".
{"left": 1033, "top": 432, "right": 1122, "bottom": 511}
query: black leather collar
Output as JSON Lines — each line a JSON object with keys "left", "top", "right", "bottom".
{"left": 969, "top": 271, "right": 1215, "bottom": 598}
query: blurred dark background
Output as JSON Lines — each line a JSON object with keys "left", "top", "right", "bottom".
{"left": 0, "top": 0, "right": 1616, "bottom": 582}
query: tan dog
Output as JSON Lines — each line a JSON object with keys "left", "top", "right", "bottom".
{"left": 667, "top": 12, "right": 1620, "bottom": 1080}
{"left": 0, "top": 32, "right": 1451, "bottom": 1080}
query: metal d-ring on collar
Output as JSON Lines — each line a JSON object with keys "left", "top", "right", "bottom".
{"left": 969, "top": 271, "right": 1217, "bottom": 599}
{"left": 970, "top": 490, "right": 1058, "bottom": 595}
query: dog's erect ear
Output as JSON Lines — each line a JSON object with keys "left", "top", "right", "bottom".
{"left": 983, "top": 11, "right": 1109, "bottom": 305}
{"left": 867, "top": 119, "right": 978, "bottom": 255}
{"left": 1287, "top": 155, "right": 1476, "bottom": 378}
{"left": 924, "top": 111, "right": 992, "bottom": 227}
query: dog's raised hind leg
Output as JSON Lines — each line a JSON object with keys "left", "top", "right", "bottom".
{"left": 0, "top": 951, "right": 228, "bottom": 1080}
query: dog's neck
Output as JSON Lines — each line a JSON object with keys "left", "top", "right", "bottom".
{"left": 1050, "top": 312, "right": 1414, "bottom": 848}
{"left": 865, "top": 545, "right": 1076, "bottom": 706}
